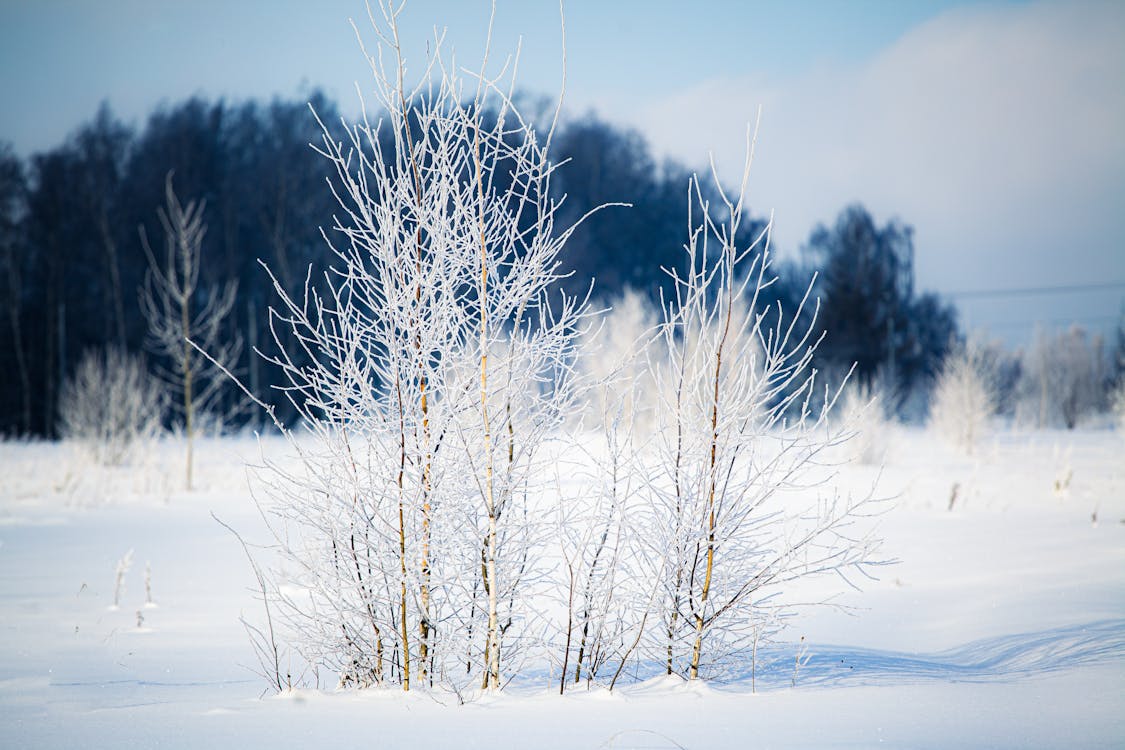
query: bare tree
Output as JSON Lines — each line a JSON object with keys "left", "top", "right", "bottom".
{"left": 640, "top": 130, "right": 883, "bottom": 681}
{"left": 236, "top": 0, "right": 602, "bottom": 694}
{"left": 139, "top": 173, "right": 241, "bottom": 490}
{"left": 0, "top": 143, "right": 31, "bottom": 434}
{"left": 218, "top": 2, "right": 885, "bottom": 696}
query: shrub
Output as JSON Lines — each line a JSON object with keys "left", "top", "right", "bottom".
{"left": 58, "top": 346, "right": 164, "bottom": 466}
{"left": 930, "top": 338, "right": 996, "bottom": 454}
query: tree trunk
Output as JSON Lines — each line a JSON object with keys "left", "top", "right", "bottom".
{"left": 181, "top": 282, "right": 194, "bottom": 491}
{"left": 689, "top": 251, "right": 734, "bottom": 680}
{"left": 97, "top": 214, "right": 127, "bottom": 349}
{"left": 4, "top": 251, "right": 31, "bottom": 434}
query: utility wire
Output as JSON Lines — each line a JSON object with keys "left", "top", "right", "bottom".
{"left": 965, "top": 313, "right": 1122, "bottom": 330}
{"left": 947, "top": 281, "right": 1125, "bottom": 299}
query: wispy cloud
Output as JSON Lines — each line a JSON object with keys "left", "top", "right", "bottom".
{"left": 613, "top": 0, "right": 1125, "bottom": 309}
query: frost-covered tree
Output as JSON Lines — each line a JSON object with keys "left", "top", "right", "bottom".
{"left": 1112, "top": 313, "right": 1125, "bottom": 388}
{"left": 216, "top": 1, "right": 890, "bottom": 696}
{"left": 641, "top": 135, "right": 883, "bottom": 681}
{"left": 58, "top": 346, "right": 164, "bottom": 466}
{"left": 574, "top": 287, "right": 659, "bottom": 434}
{"left": 242, "top": 0, "right": 597, "bottom": 693}
{"left": 837, "top": 379, "right": 890, "bottom": 465}
{"left": 929, "top": 338, "right": 996, "bottom": 454}
{"left": 1017, "top": 326, "right": 1105, "bottom": 430}
{"left": 139, "top": 173, "right": 241, "bottom": 489}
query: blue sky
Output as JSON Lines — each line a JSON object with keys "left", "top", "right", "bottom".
{"left": 1, "top": 0, "right": 1122, "bottom": 345}
{"left": 0, "top": 0, "right": 983, "bottom": 151}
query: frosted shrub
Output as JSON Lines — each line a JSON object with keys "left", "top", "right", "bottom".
{"left": 837, "top": 380, "right": 889, "bottom": 465}
{"left": 576, "top": 288, "right": 660, "bottom": 434}
{"left": 58, "top": 347, "right": 164, "bottom": 466}
{"left": 243, "top": 1, "right": 596, "bottom": 694}
{"left": 640, "top": 135, "right": 884, "bottom": 681}
{"left": 560, "top": 290, "right": 655, "bottom": 691}
{"left": 930, "top": 339, "right": 996, "bottom": 455}
{"left": 1017, "top": 326, "right": 1105, "bottom": 429}
{"left": 558, "top": 151, "right": 884, "bottom": 685}
{"left": 1111, "top": 380, "right": 1125, "bottom": 433}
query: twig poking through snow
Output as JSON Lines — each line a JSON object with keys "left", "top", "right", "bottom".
{"left": 113, "top": 549, "right": 133, "bottom": 609}
{"left": 144, "top": 562, "right": 155, "bottom": 607}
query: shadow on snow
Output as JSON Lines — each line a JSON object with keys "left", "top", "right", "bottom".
{"left": 744, "top": 619, "right": 1125, "bottom": 689}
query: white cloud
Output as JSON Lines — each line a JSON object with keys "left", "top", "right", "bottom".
{"left": 605, "top": 0, "right": 1125, "bottom": 315}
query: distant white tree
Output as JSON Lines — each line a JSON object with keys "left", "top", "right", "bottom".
{"left": 58, "top": 346, "right": 164, "bottom": 466}
{"left": 930, "top": 337, "right": 996, "bottom": 454}
{"left": 836, "top": 379, "right": 889, "bottom": 465}
{"left": 640, "top": 133, "right": 883, "bottom": 681}
{"left": 1111, "top": 380, "right": 1125, "bottom": 434}
{"left": 1017, "top": 326, "right": 1105, "bottom": 430}
{"left": 139, "top": 173, "right": 241, "bottom": 490}
{"left": 574, "top": 288, "right": 659, "bottom": 434}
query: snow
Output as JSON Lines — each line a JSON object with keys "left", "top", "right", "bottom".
{"left": 1, "top": 427, "right": 1123, "bottom": 748}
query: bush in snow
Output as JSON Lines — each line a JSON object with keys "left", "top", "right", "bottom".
{"left": 575, "top": 287, "right": 660, "bottom": 434}
{"left": 58, "top": 346, "right": 164, "bottom": 466}
{"left": 638, "top": 138, "right": 884, "bottom": 681}
{"left": 1016, "top": 326, "right": 1106, "bottom": 430}
{"left": 929, "top": 338, "right": 996, "bottom": 455}
{"left": 241, "top": 0, "right": 598, "bottom": 694}
{"left": 557, "top": 148, "right": 885, "bottom": 685}
{"left": 837, "top": 379, "right": 890, "bottom": 465}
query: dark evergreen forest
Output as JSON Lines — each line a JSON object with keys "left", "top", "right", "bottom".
{"left": 0, "top": 93, "right": 957, "bottom": 436}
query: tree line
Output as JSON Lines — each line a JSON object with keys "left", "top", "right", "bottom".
{"left": 0, "top": 90, "right": 960, "bottom": 437}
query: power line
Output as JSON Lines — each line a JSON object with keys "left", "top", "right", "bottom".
{"left": 964, "top": 313, "right": 1122, "bottom": 330}
{"left": 946, "top": 281, "right": 1125, "bottom": 299}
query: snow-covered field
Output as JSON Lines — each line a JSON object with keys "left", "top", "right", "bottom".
{"left": 2, "top": 427, "right": 1123, "bottom": 748}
